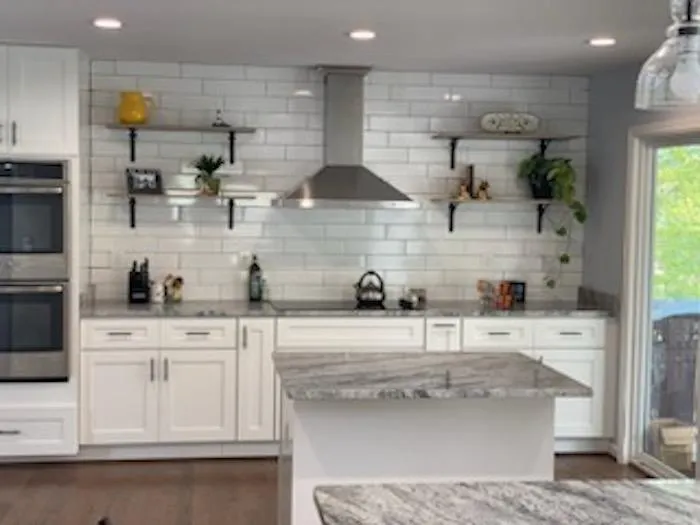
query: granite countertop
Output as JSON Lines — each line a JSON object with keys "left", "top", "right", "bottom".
{"left": 273, "top": 352, "right": 592, "bottom": 401}
{"left": 80, "top": 300, "right": 608, "bottom": 319}
{"left": 314, "top": 480, "right": 700, "bottom": 525}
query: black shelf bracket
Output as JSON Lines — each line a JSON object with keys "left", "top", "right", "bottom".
{"left": 128, "top": 197, "right": 136, "bottom": 228}
{"left": 228, "top": 198, "right": 235, "bottom": 229}
{"left": 449, "top": 138, "right": 459, "bottom": 170}
{"left": 536, "top": 203, "right": 550, "bottom": 233}
{"left": 448, "top": 202, "right": 457, "bottom": 232}
{"left": 539, "top": 138, "right": 552, "bottom": 156}
{"left": 128, "top": 128, "right": 138, "bottom": 162}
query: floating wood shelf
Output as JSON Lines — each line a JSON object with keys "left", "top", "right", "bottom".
{"left": 105, "top": 124, "right": 257, "bottom": 164}
{"left": 105, "top": 189, "right": 267, "bottom": 230}
{"left": 431, "top": 132, "right": 584, "bottom": 169}
{"left": 431, "top": 198, "right": 553, "bottom": 234}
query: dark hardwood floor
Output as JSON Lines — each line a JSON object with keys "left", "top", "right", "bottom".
{"left": 0, "top": 456, "right": 645, "bottom": 525}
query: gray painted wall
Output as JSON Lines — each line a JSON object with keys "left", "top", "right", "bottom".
{"left": 584, "top": 63, "right": 673, "bottom": 297}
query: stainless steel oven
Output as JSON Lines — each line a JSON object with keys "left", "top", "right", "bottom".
{"left": 0, "top": 161, "right": 67, "bottom": 281}
{"left": 0, "top": 282, "right": 67, "bottom": 382}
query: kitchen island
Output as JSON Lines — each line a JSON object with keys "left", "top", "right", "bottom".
{"left": 314, "top": 480, "right": 700, "bottom": 525}
{"left": 274, "top": 352, "right": 591, "bottom": 525}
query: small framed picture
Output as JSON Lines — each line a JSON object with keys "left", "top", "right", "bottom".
{"left": 126, "top": 168, "right": 163, "bottom": 195}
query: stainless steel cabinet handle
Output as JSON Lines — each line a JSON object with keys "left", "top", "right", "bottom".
{"left": 242, "top": 326, "right": 248, "bottom": 349}
{"left": 11, "top": 121, "right": 17, "bottom": 146}
{"left": 0, "top": 186, "right": 64, "bottom": 195}
{"left": 163, "top": 358, "right": 169, "bottom": 381}
{"left": 487, "top": 331, "right": 511, "bottom": 336}
{"left": 150, "top": 358, "right": 155, "bottom": 382}
{"left": 433, "top": 323, "right": 457, "bottom": 329}
{"left": 185, "top": 331, "right": 210, "bottom": 337}
{"left": 0, "top": 429, "right": 21, "bottom": 436}
{"left": 559, "top": 331, "right": 583, "bottom": 336}
{"left": 107, "top": 331, "right": 132, "bottom": 337}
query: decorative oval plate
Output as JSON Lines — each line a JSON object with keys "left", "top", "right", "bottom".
{"left": 480, "top": 112, "right": 540, "bottom": 134}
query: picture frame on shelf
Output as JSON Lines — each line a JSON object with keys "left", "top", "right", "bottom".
{"left": 125, "top": 168, "right": 163, "bottom": 195}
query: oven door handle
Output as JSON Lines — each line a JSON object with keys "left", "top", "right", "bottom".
{"left": 0, "top": 186, "right": 63, "bottom": 195}
{"left": 0, "top": 285, "right": 64, "bottom": 293}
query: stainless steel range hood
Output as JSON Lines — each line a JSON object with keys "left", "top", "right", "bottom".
{"left": 276, "top": 67, "right": 417, "bottom": 209}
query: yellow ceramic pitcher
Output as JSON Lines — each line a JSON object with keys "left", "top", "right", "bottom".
{"left": 118, "top": 91, "right": 151, "bottom": 125}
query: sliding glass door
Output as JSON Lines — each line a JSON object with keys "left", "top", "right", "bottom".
{"left": 639, "top": 145, "right": 700, "bottom": 478}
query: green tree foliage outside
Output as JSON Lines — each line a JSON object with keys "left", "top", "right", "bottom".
{"left": 653, "top": 146, "right": 700, "bottom": 300}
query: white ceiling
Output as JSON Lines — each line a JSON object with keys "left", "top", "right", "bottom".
{"left": 0, "top": 0, "right": 671, "bottom": 74}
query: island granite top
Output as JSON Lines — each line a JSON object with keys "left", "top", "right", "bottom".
{"left": 80, "top": 300, "right": 608, "bottom": 319}
{"left": 314, "top": 480, "right": 700, "bottom": 525}
{"left": 273, "top": 352, "right": 592, "bottom": 401}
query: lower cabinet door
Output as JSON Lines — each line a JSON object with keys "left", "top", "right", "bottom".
{"left": 158, "top": 350, "right": 237, "bottom": 443}
{"left": 535, "top": 349, "right": 606, "bottom": 438}
{"left": 81, "top": 351, "right": 159, "bottom": 445}
{"left": 238, "top": 319, "right": 275, "bottom": 441}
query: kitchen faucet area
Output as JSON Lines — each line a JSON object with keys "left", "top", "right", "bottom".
{"left": 1, "top": 0, "right": 700, "bottom": 524}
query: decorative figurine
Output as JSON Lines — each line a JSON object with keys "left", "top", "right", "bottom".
{"left": 212, "top": 109, "right": 230, "bottom": 128}
{"left": 476, "top": 180, "right": 491, "bottom": 201}
{"left": 456, "top": 180, "right": 471, "bottom": 201}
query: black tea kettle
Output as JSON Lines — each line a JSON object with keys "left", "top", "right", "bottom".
{"left": 354, "top": 271, "right": 386, "bottom": 309}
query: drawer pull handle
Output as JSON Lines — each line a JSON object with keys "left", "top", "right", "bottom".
{"left": 0, "top": 429, "right": 20, "bottom": 436}
{"left": 488, "top": 331, "right": 511, "bottom": 336}
{"left": 106, "top": 331, "right": 133, "bottom": 337}
{"left": 559, "top": 331, "right": 583, "bottom": 336}
{"left": 185, "top": 331, "right": 211, "bottom": 337}
{"left": 433, "top": 323, "right": 457, "bottom": 329}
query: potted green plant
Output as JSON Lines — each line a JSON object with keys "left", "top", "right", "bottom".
{"left": 193, "top": 154, "right": 225, "bottom": 196}
{"left": 518, "top": 151, "right": 588, "bottom": 288}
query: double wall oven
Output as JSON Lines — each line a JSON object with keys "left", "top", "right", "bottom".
{"left": 0, "top": 161, "right": 68, "bottom": 381}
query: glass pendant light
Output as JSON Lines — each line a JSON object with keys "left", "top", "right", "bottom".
{"left": 636, "top": 0, "right": 700, "bottom": 110}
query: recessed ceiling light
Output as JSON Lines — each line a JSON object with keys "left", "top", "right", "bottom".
{"left": 588, "top": 37, "right": 616, "bottom": 47}
{"left": 293, "top": 89, "right": 313, "bottom": 97}
{"left": 93, "top": 17, "right": 123, "bottom": 30}
{"left": 443, "top": 93, "right": 463, "bottom": 102}
{"left": 348, "top": 29, "right": 376, "bottom": 41}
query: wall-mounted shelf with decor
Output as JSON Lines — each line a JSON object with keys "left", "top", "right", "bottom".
{"left": 431, "top": 132, "right": 583, "bottom": 170}
{"left": 431, "top": 197, "right": 553, "bottom": 234}
{"left": 105, "top": 124, "right": 257, "bottom": 164}
{"left": 106, "top": 189, "right": 274, "bottom": 230}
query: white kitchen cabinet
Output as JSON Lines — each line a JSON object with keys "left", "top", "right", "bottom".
{"left": 0, "top": 405, "right": 77, "bottom": 457}
{"left": 159, "top": 350, "right": 237, "bottom": 443}
{"left": 0, "top": 47, "right": 7, "bottom": 148}
{"left": 533, "top": 349, "right": 607, "bottom": 438}
{"left": 3, "top": 46, "right": 79, "bottom": 156}
{"left": 238, "top": 319, "right": 276, "bottom": 441}
{"left": 81, "top": 351, "right": 159, "bottom": 445}
{"left": 81, "top": 319, "right": 161, "bottom": 350}
{"left": 426, "top": 318, "right": 461, "bottom": 351}
{"left": 533, "top": 319, "right": 605, "bottom": 349}
{"left": 277, "top": 318, "right": 425, "bottom": 349}
{"left": 462, "top": 319, "right": 533, "bottom": 349}
{"left": 161, "top": 319, "right": 237, "bottom": 349}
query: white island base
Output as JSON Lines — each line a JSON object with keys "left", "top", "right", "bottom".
{"left": 278, "top": 397, "right": 555, "bottom": 525}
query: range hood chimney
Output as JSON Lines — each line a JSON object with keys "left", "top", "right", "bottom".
{"left": 277, "top": 67, "right": 417, "bottom": 209}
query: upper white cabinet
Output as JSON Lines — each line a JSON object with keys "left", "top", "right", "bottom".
{"left": 0, "top": 46, "right": 79, "bottom": 156}
{"left": 159, "top": 350, "right": 237, "bottom": 443}
{"left": 426, "top": 318, "right": 461, "bottom": 352}
{"left": 238, "top": 319, "right": 276, "bottom": 441}
{"left": 277, "top": 318, "right": 425, "bottom": 350}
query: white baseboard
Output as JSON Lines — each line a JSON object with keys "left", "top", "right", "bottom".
{"left": 0, "top": 442, "right": 280, "bottom": 464}
{"left": 555, "top": 438, "right": 613, "bottom": 454}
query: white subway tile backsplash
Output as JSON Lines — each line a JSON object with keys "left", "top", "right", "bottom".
{"left": 87, "top": 62, "right": 586, "bottom": 301}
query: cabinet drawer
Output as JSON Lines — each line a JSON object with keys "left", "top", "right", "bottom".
{"left": 161, "top": 319, "right": 237, "bottom": 349}
{"left": 0, "top": 406, "right": 77, "bottom": 457}
{"left": 462, "top": 319, "right": 533, "bottom": 349}
{"left": 426, "top": 318, "right": 461, "bottom": 352}
{"left": 81, "top": 319, "right": 160, "bottom": 349}
{"left": 533, "top": 319, "right": 605, "bottom": 349}
{"left": 277, "top": 318, "right": 425, "bottom": 349}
